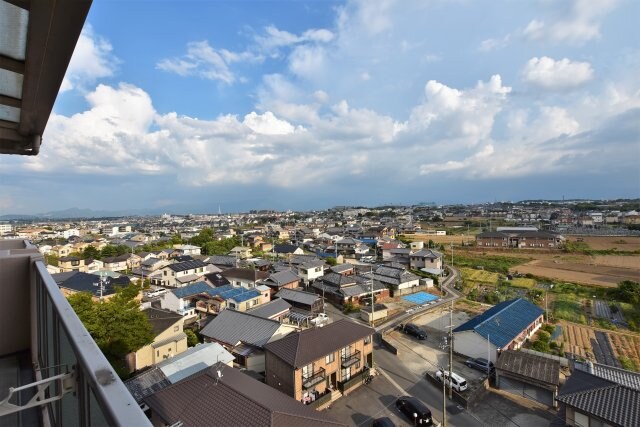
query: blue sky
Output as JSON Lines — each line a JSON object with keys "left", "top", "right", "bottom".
{"left": 1, "top": 0, "right": 639, "bottom": 214}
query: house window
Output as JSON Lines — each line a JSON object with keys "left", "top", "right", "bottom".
{"left": 364, "top": 335, "right": 372, "bottom": 345}
{"left": 174, "top": 326, "right": 179, "bottom": 332}
{"left": 157, "top": 350, "right": 160, "bottom": 357}
{"left": 302, "top": 363, "right": 313, "bottom": 379}
{"left": 341, "top": 366, "right": 351, "bottom": 381}
{"left": 164, "top": 271, "right": 167, "bottom": 276}
{"left": 325, "top": 353, "right": 335, "bottom": 364}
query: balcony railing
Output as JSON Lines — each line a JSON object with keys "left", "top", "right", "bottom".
{"left": 302, "top": 367, "right": 326, "bottom": 389}
{"left": 337, "top": 369, "right": 367, "bottom": 394}
{"left": 0, "top": 240, "right": 151, "bottom": 426}
{"left": 307, "top": 390, "right": 332, "bottom": 410}
{"left": 341, "top": 349, "right": 361, "bottom": 368}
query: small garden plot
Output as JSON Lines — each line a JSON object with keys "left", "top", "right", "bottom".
{"left": 460, "top": 267, "right": 500, "bottom": 284}
{"left": 553, "top": 295, "right": 587, "bottom": 324}
{"left": 510, "top": 277, "right": 536, "bottom": 288}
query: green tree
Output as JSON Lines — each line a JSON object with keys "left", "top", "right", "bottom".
{"left": 185, "top": 329, "right": 200, "bottom": 347}
{"left": 613, "top": 280, "right": 639, "bottom": 304}
{"left": 45, "top": 253, "right": 59, "bottom": 266}
{"left": 82, "top": 246, "right": 101, "bottom": 260}
{"left": 67, "top": 284, "right": 154, "bottom": 378}
{"left": 326, "top": 257, "right": 337, "bottom": 266}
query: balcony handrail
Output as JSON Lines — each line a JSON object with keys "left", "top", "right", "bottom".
{"left": 35, "top": 260, "right": 151, "bottom": 426}
{"left": 341, "top": 349, "right": 361, "bottom": 366}
{"left": 302, "top": 366, "right": 326, "bottom": 382}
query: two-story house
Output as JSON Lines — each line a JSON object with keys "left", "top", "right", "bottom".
{"left": 156, "top": 259, "right": 207, "bottom": 288}
{"left": 129, "top": 307, "right": 187, "bottom": 372}
{"left": 409, "top": 249, "right": 443, "bottom": 270}
{"left": 264, "top": 319, "right": 375, "bottom": 408}
{"left": 58, "top": 256, "right": 88, "bottom": 272}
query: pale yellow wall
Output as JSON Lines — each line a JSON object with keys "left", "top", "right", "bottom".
{"left": 134, "top": 317, "right": 187, "bottom": 370}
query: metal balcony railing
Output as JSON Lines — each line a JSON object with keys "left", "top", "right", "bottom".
{"left": 0, "top": 240, "right": 151, "bottom": 426}
{"left": 341, "top": 349, "right": 361, "bottom": 368}
{"left": 302, "top": 367, "right": 326, "bottom": 389}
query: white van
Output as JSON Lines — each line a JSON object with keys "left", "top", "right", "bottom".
{"left": 145, "top": 288, "right": 167, "bottom": 298}
{"left": 435, "top": 370, "right": 468, "bottom": 392}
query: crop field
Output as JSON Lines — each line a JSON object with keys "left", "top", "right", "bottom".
{"left": 404, "top": 233, "right": 475, "bottom": 245}
{"left": 460, "top": 267, "right": 501, "bottom": 284}
{"left": 558, "top": 322, "right": 640, "bottom": 370}
{"left": 566, "top": 236, "right": 640, "bottom": 251}
{"left": 510, "top": 259, "right": 640, "bottom": 287}
{"left": 509, "top": 277, "right": 536, "bottom": 288}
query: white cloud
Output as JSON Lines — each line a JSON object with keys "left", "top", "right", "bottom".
{"left": 478, "top": 34, "right": 511, "bottom": 52}
{"left": 255, "top": 25, "right": 334, "bottom": 52}
{"left": 157, "top": 41, "right": 261, "bottom": 84}
{"left": 288, "top": 45, "right": 327, "bottom": 78}
{"left": 61, "top": 25, "right": 118, "bottom": 92}
{"left": 409, "top": 75, "right": 512, "bottom": 145}
{"left": 523, "top": 0, "right": 619, "bottom": 44}
{"left": 522, "top": 56, "right": 594, "bottom": 90}
{"left": 243, "top": 111, "right": 297, "bottom": 135}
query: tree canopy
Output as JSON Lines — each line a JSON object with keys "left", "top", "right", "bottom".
{"left": 67, "top": 284, "right": 153, "bottom": 378}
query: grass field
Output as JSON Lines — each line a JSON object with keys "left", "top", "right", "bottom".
{"left": 453, "top": 253, "right": 530, "bottom": 274}
{"left": 510, "top": 277, "right": 537, "bottom": 288}
{"left": 553, "top": 295, "right": 587, "bottom": 324}
{"left": 460, "top": 267, "right": 501, "bottom": 283}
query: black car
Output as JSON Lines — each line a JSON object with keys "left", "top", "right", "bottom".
{"left": 464, "top": 357, "right": 495, "bottom": 373}
{"left": 402, "top": 323, "right": 427, "bottom": 340}
{"left": 395, "top": 396, "right": 432, "bottom": 425}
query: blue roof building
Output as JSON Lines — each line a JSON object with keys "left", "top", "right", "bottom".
{"left": 453, "top": 298, "right": 545, "bottom": 363}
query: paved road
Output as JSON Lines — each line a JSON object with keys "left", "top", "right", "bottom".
{"left": 324, "top": 347, "right": 483, "bottom": 426}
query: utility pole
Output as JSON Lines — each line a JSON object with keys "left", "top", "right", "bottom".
{"left": 449, "top": 299, "right": 453, "bottom": 399}
{"left": 442, "top": 363, "right": 447, "bottom": 427}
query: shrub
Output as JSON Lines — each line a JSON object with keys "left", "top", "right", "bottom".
{"left": 537, "top": 331, "right": 551, "bottom": 343}
{"left": 542, "top": 324, "right": 556, "bottom": 335}
{"left": 531, "top": 340, "right": 550, "bottom": 353}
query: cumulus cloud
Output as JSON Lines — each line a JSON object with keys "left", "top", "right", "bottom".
{"left": 409, "top": 75, "right": 511, "bottom": 145}
{"left": 522, "top": 57, "right": 593, "bottom": 90}
{"left": 157, "top": 41, "right": 262, "bottom": 84}
{"left": 61, "top": 25, "right": 118, "bottom": 92}
{"left": 523, "top": 0, "right": 619, "bottom": 44}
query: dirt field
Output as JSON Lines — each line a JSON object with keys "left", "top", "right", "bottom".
{"left": 511, "top": 259, "right": 640, "bottom": 287}
{"left": 592, "top": 255, "right": 640, "bottom": 269}
{"left": 566, "top": 236, "right": 640, "bottom": 251}
{"left": 558, "top": 322, "right": 640, "bottom": 369}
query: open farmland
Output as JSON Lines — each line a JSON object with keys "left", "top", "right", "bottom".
{"left": 558, "top": 322, "right": 640, "bottom": 370}
{"left": 565, "top": 236, "right": 640, "bottom": 251}
{"left": 511, "top": 259, "right": 640, "bottom": 287}
{"left": 460, "top": 267, "right": 501, "bottom": 284}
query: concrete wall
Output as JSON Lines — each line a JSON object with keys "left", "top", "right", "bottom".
{"left": 0, "top": 240, "right": 41, "bottom": 356}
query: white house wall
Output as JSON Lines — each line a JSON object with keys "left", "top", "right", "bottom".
{"left": 453, "top": 330, "right": 499, "bottom": 363}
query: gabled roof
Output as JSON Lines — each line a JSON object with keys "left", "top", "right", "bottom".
{"left": 144, "top": 365, "right": 344, "bottom": 427}
{"left": 247, "top": 298, "right": 292, "bottom": 319}
{"left": 556, "top": 369, "right": 639, "bottom": 427}
{"left": 275, "top": 288, "right": 320, "bottom": 306}
{"left": 166, "top": 259, "right": 207, "bottom": 272}
{"left": 264, "top": 270, "right": 300, "bottom": 287}
{"left": 411, "top": 249, "right": 442, "bottom": 258}
{"left": 453, "top": 298, "right": 544, "bottom": 348}
{"left": 273, "top": 244, "right": 300, "bottom": 254}
{"left": 264, "top": 319, "right": 374, "bottom": 368}
{"left": 495, "top": 350, "right": 560, "bottom": 386}
{"left": 222, "top": 267, "right": 269, "bottom": 282}
{"left": 322, "top": 272, "right": 356, "bottom": 287}
{"left": 574, "top": 361, "right": 640, "bottom": 390}
{"left": 200, "top": 309, "right": 287, "bottom": 348}
{"left": 207, "top": 255, "right": 237, "bottom": 266}
{"left": 145, "top": 307, "right": 183, "bottom": 336}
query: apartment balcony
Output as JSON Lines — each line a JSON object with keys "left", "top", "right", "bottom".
{"left": 341, "top": 349, "right": 361, "bottom": 368}
{"left": 302, "top": 367, "right": 326, "bottom": 389}
{"left": 0, "top": 240, "right": 151, "bottom": 426}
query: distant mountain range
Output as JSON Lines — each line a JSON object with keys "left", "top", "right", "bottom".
{"left": 0, "top": 207, "right": 162, "bottom": 220}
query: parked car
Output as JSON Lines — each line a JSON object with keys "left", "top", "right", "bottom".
{"left": 434, "top": 370, "right": 468, "bottom": 392}
{"left": 310, "top": 313, "right": 329, "bottom": 326}
{"left": 145, "top": 288, "right": 167, "bottom": 298}
{"left": 401, "top": 323, "right": 427, "bottom": 340}
{"left": 395, "top": 396, "right": 432, "bottom": 425}
{"left": 464, "top": 357, "right": 495, "bottom": 373}
{"left": 372, "top": 417, "right": 396, "bottom": 427}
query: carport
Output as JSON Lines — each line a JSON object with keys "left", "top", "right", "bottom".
{"left": 495, "top": 350, "right": 560, "bottom": 407}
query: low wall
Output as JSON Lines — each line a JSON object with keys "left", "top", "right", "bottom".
{"left": 424, "top": 372, "right": 491, "bottom": 409}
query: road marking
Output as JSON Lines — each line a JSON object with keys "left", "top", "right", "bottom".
{"left": 376, "top": 366, "right": 407, "bottom": 395}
